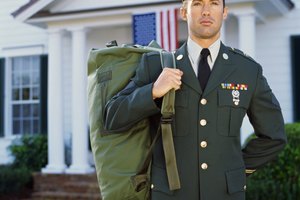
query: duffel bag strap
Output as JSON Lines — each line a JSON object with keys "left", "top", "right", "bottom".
{"left": 160, "top": 51, "right": 181, "bottom": 191}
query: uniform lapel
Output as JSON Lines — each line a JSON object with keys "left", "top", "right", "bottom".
{"left": 203, "top": 43, "right": 237, "bottom": 97}
{"left": 175, "top": 43, "right": 202, "bottom": 95}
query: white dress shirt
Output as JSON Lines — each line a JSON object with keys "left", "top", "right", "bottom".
{"left": 187, "top": 37, "right": 221, "bottom": 76}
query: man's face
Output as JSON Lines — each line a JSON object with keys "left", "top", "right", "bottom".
{"left": 181, "top": 0, "right": 228, "bottom": 42}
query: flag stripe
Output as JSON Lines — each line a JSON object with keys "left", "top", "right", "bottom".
{"left": 167, "top": 10, "right": 172, "bottom": 52}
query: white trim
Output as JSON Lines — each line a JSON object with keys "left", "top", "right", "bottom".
{"left": 14, "top": 0, "right": 55, "bottom": 22}
{"left": 4, "top": 56, "right": 42, "bottom": 137}
{"left": 271, "top": 0, "right": 293, "bottom": 15}
{"left": 2, "top": 44, "right": 46, "bottom": 57}
{"left": 4, "top": 59, "right": 12, "bottom": 138}
{"left": 26, "top": 3, "right": 181, "bottom": 25}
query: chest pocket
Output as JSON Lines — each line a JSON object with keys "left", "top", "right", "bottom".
{"left": 217, "top": 89, "right": 249, "bottom": 137}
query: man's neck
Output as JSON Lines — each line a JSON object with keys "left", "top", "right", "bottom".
{"left": 190, "top": 34, "right": 221, "bottom": 48}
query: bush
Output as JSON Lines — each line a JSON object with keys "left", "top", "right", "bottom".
{"left": 246, "top": 123, "right": 300, "bottom": 200}
{"left": 9, "top": 134, "right": 48, "bottom": 171}
{"left": 0, "top": 165, "right": 31, "bottom": 195}
{"left": 0, "top": 134, "right": 47, "bottom": 197}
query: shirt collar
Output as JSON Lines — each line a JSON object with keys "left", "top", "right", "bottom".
{"left": 187, "top": 37, "right": 221, "bottom": 65}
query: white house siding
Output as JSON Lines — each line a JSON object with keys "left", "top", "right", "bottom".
{"left": 0, "top": 0, "right": 47, "bottom": 55}
{"left": 87, "top": 25, "right": 133, "bottom": 50}
{"left": 0, "top": 0, "right": 48, "bottom": 164}
{"left": 256, "top": 6, "right": 300, "bottom": 124}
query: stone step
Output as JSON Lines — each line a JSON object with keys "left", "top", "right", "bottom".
{"left": 31, "top": 191, "right": 101, "bottom": 200}
{"left": 29, "top": 173, "right": 102, "bottom": 200}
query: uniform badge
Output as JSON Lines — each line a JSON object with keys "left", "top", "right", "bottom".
{"left": 221, "top": 83, "right": 248, "bottom": 106}
{"left": 232, "top": 90, "right": 240, "bottom": 106}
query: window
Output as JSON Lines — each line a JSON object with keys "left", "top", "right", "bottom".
{"left": 11, "top": 56, "right": 41, "bottom": 135}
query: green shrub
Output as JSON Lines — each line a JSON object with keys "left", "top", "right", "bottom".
{"left": 9, "top": 134, "right": 47, "bottom": 171}
{"left": 0, "top": 134, "right": 47, "bottom": 196}
{"left": 246, "top": 123, "right": 300, "bottom": 200}
{"left": 0, "top": 165, "right": 31, "bottom": 195}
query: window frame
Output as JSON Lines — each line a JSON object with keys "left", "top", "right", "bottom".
{"left": 4, "top": 56, "right": 42, "bottom": 138}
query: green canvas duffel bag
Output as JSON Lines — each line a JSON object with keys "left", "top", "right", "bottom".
{"left": 87, "top": 41, "right": 181, "bottom": 200}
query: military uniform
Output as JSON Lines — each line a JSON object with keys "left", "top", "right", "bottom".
{"left": 104, "top": 42, "right": 286, "bottom": 200}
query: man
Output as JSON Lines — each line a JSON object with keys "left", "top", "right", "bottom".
{"left": 104, "top": 0, "right": 287, "bottom": 199}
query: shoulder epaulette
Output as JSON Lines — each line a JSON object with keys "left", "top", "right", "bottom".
{"left": 228, "top": 47, "right": 258, "bottom": 64}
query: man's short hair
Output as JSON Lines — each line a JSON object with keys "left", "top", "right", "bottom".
{"left": 182, "top": 0, "right": 226, "bottom": 7}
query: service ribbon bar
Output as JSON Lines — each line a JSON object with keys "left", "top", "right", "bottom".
{"left": 221, "top": 83, "right": 248, "bottom": 91}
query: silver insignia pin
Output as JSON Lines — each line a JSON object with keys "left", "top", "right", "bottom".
{"left": 176, "top": 54, "right": 183, "bottom": 60}
{"left": 232, "top": 90, "right": 240, "bottom": 106}
{"left": 223, "top": 53, "right": 229, "bottom": 60}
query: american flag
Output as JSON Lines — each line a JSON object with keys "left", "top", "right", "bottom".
{"left": 133, "top": 8, "right": 178, "bottom": 51}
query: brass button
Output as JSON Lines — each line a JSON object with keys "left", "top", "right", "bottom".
{"left": 200, "top": 141, "right": 207, "bottom": 148}
{"left": 201, "top": 163, "right": 208, "bottom": 170}
{"left": 200, "top": 119, "right": 207, "bottom": 126}
{"left": 151, "top": 184, "right": 154, "bottom": 189}
{"left": 200, "top": 98, "right": 207, "bottom": 105}
{"left": 244, "top": 185, "right": 247, "bottom": 191}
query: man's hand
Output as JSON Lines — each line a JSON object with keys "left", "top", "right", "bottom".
{"left": 152, "top": 68, "right": 183, "bottom": 99}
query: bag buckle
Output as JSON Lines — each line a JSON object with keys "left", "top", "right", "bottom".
{"left": 161, "top": 116, "right": 173, "bottom": 124}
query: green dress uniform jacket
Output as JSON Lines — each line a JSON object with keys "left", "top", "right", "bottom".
{"left": 104, "top": 43, "right": 287, "bottom": 200}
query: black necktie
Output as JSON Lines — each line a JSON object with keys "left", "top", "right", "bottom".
{"left": 198, "top": 48, "right": 211, "bottom": 91}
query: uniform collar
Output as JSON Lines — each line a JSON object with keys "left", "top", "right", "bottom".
{"left": 187, "top": 37, "right": 221, "bottom": 67}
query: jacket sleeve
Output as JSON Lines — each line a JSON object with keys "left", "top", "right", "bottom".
{"left": 104, "top": 53, "right": 161, "bottom": 132}
{"left": 242, "top": 65, "right": 287, "bottom": 175}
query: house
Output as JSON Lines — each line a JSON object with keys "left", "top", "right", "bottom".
{"left": 0, "top": 0, "right": 299, "bottom": 175}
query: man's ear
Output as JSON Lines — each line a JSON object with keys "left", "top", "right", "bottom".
{"left": 223, "top": 6, "right": 228, "bottom": 20}
{"left": 180, "top": 7, "right": 187, "bottom": 21}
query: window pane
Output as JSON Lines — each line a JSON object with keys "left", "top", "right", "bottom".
{"left": 12, "top": 58, "right": 22, "bottom": 72}
{"left": 13, "top": 120, "right": 21, "bottom": 135}
{"left": 33, "top": 120, "right": 39, "bottom": 134}
{"left": 22, "top": 88, "right": 30, "bottom": 100}
{"left": 12, "top": 72, "right": 21, "bottom": 86}
{"left": 23, "top": 120, "right": 31, "bottom": 134}
{"left": 32, "top": 71, "right": 39, "bottom": 84}
{"left": 22, "top": 72, "right": 30, "bottom": 86}
{"left": 32, "top": 104, "right": 39, "bottom": 117}
{"left": 13, "top": 105, "right": 21, "bottom": 118}
{"left": 32, "top": 87, "right": 39, "bottom": 100}
{"left": 12, "top": 88, "right": 20, "bottom": 100}
{"left": 32, "top": 57, "right": 39, "bottom": 71}
{"left": 23, "top": 57, "right": 30, "bottom": 72}
{"left": 23, "top": 104, "right": 30, "bottom": 118}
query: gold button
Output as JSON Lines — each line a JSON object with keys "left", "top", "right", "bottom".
{"left": 244, "top": 185, "right": 247, "bottom": 191}
{"left": 151, "top": 184, "right": 154, "bottom": 189}
{"left": 200, "top": 98, "right": 207, "bottom": 105}
{"left": 200, "top": 119, "right": 207, "bottom": 126}
{"left": 201, "top": 163, "right": 208, "bottom": 170}
{"left": 200, "top": 141, "right": 207, "bottom": 148}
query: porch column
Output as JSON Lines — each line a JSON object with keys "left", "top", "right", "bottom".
{"left": 66, "top": 27, "right": 94, "bottom": 174}
{"left": 42, "top": 29, "right": 66, "bottom": 173}
{"left": 236, "top": 9, "right": 256, "bottom": 142}
{"left": 237, "top": 12, "right": 256, "bottom": 58}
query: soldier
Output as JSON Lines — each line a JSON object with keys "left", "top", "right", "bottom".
{"left": 104, "top": 0, "right": 287, "bottom": 199}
